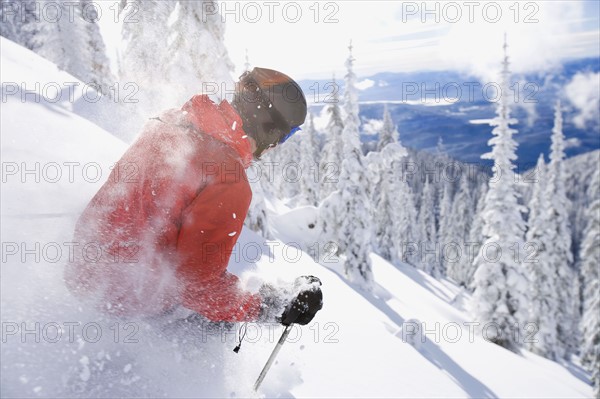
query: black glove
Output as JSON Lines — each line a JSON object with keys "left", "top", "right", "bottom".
{"left": 280, "top": 276, "right": 323, "bottom": 326}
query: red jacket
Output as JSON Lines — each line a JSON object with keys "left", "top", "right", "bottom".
{"left": 64, "top": 95, "right": 262, "bottom": 321}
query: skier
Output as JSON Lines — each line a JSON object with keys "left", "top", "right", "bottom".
{"left": 64, "top": 67, "right": 323, "bottom": 327}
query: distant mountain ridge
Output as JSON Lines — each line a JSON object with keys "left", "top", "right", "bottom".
{"left": 300, "top": 58, "right": 600, "bottom": 166}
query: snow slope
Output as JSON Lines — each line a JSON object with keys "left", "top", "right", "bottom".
{"left": 1, "top": 37, "right": 593, "bottom": 398}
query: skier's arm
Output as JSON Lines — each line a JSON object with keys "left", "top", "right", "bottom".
{"left": 176, "top": 178, "right": 261, "bottom": 322}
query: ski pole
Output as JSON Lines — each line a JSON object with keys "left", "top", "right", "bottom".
{"left": 253, "top": 324, "right": 293, "bottom": 391}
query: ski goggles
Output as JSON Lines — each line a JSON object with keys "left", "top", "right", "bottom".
{"left": 279, "top": 126, "right": 301, "bottom": 144}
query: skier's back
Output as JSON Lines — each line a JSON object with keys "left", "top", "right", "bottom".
{"left": 65, "top": 68, "right": 323, "bottom": 326}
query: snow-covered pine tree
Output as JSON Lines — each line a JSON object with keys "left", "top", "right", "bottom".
{"left": 80, "top": 0, "right": 114, "bottom": 95}
{"left": 318, "top": 110, "right": 344, "bottom": 257}
{"left": 470, "top": 38, "right": 528, "bottom": 351}
{"left": 299, "top": 113, "right": 320, "bottom": 206}
{"left": 20, "top": 0, "right": 42, "bottom": 51}
{"left": 437, "top": 180, "right": 453, "bottom": 274}
{"left": 318, "top": 189, "right": 343, "bottom": 259}
{"left": 35, "top": 0, "right": 89, "bottom": 80}
{"left": 434, "top": 136, "right": 451, "bottom": 265}
{"left": 337, "top": 41, "right": 373, "bottom": 290}
{"left": 371, "top": 109, "right": 412, "bottom": 264}
{"left": 120, "top": 0, "right": 176, "bottom": 119}
{"left": 525, "top": 154, "right": 560, "bottom": 359}
{"left": 2, "top": 1, "right": 113, "bottom": 93}
{"left": 546, "top": 101, "right": 578, "bottom": 359}
{"left": 466, "top": 183, "right": 487, "bottom": 290}
{"left": 370, "top": 104, "right": 401, "bottom": 245}
{"left": 119, "top": 0, "right": 233, "bottom": 137}
{"left": 445, "top": 175, "right": 474, "bottom": 286}
{"left": 377, "top": 104, "right": 397, "bottom": 151}
{"left": 319, "top": 74, "right": 344, "bottom": 200}
{"left": 274, "top": 132, "right": 302, "bottom": 202}
{"left": 1, "top": 0, "right": 41, "bottom": 50}
{"left": 398, "top": 178, "right": 421, "bottom": 267}
{"left": 0, "top": 0, "right": 18, "bottom": 42}
{"left": 526, "top": 155, "right": 546, "bottom": 234}
{"left": 165, "top": 0, "right": 234, "bottom": 105}
{"left": 371, "top": 104, "right": 394, "bottom": 252}
{"left": 259, "top": 148, "right": 282, "bottom": 199}
{"left": 244, "top": 164, "right": 272, "bottom": 239}
{"left": 565, "top": 152, "right": 599, "bottom": 269}
{"left": 580, "top": 168, "right": 600, "bottom": 397}
{"left": 371, "top": 150, "right": 392, "bottom": 260}
{"left": 417, "top": 176, "right": 438, "bottom": 275}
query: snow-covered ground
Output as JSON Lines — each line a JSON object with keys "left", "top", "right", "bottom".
{"left": 1, "top": 37, "right": 593, "bottom": 398}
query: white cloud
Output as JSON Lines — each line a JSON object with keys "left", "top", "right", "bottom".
{"left": 362, "top": 118, "right": 383, "bottom": 136}
{"left": 224, "top": 1, "right": 598, "bottom": 80}
{"left": 469, "top": 119, "right": 494, "bottom": 125}
{"left": 98, "top": 1, "right": 598, "bottom": 83}
{"left": 565, "top": 137, "right": 582, "bottom": 149}
{"left": 355, "top": 79, "right": 375, "bottom": 90}
{"left": 517, "top": 100, "right": 538, "bottom": 128}
{"left": 436, "top": 2, "right": 594, "bottom": 81}
{"left": 310, "top": 105, "right": 332, "bottom": 133}
{"left": 358, "top": 99, "right": 456, "bottom": 107}
{"left": 565, "top": 71, "right": 600, "bottom": 129}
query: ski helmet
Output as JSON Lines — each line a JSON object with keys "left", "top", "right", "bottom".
{"left": 233, "top": 67, "right": 307, "bottom": 158}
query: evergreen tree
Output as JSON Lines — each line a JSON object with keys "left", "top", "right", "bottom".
{"left": 377, "top": 104, "right": 397, "bottom": 151}
{"left": 35, "top": 1, "right": 88, "bottom": 80}
{"left": 372, "top": 121, "right": 413, "bottom": 265}
{"left": 371, "top": 104, "right": 406, "bottom": 258}
{"left": 445, "top": 175, "right": 474, "bottom": 286}
{"left": 0, "top": 0, "right": 19, "bottom": 42}
{"left": 20, "top": 0, "right": 41, "bottom": 51}
{"left": 525, "top": 154, "right": 560, "bottom": 359}
{"left": 318, "top": 189, "right": 343, "bottom": 258}
{"left": 546, "top": 101, "right": 578, "bottom": 359}
{"left": 371, "top": 104, "right": 394, "bottom": 252}
{"left": 258, "top": 145, "right": 278, "bottom": 195}
{"left": 166, "top": 0, "right": 234, "bottom": 104}
{"left": 1, "top": 0, "right": 42, "bottom": 50}
{"left": 466, "top": 183, "right": 487, "bottom": 289}
{"left": 417, "top": 176, "right": 438, "bottom": 274}
{"left": 580, "top": 168, "right": 600, "bottom": 397}
{"left": 120, "top": 0, "right": 176, "bottom": 118}
{"left": 527, "top": 155, "right": 546, "bottom": 231}
{"left": 3, "top": 1, "right": 114, "bottom": 93}
{"left": 281, "top": 133, "right": 303, "bottom": 202}
{"left": 80, "top": 0, "right": 115, "bottom": 95}
{"left": 337, "top": 41, "right": 373, "bottom": 290}
{"left": 397, "top": 182, "right": 421, "bottom": 267}
{"left": 438, "top": 180, "right": 453, "bottom": 273}
{"left": 245, "top": 165, "right": 271, "bottom": 239}
{"left": 470, "top": 39, "right": 529, "bottom": 351}
{"left": 299, "top": 113, "right": 320, "bottom": 206}
{"left": 319, "top": 74, "right": 344, "bottom": 200}
{"left": 119, "top": 0, "right": 233, "bottom": 137}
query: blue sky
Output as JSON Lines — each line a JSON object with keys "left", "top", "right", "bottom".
{"left": 223, "top": 0, "right": 600, "bottom": 80}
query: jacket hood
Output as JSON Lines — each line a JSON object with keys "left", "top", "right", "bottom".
{"left": 182, "top": 95, "right": 253, "bottom": 168}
